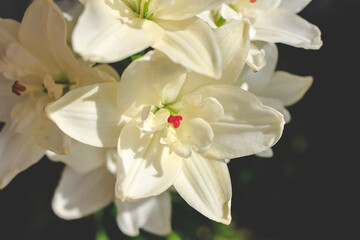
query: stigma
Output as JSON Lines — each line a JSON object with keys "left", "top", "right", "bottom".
{"left": 168, "top": 115, "right": 183, "bottom": 128}
{"left": 12, "top": 81, "right": 26, "bottom": 96}
{"left": 250, "top": 0, "right": 256, "bottom": 2}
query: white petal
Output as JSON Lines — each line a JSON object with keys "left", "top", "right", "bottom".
{"left": 173, "top": 153, "right": 231, "bottom": 224}
{"left": 215, "top": 20, "right": 250, "bottom": 84}
{"left": 0, "top": 78, "right": 20, "bottom": 122}
{"left": 258, "top": 97, "right": 291, "bottom": 123}
{"left": 0, "top": 19, "right": 19, "bottom": 55}
{"left": 245, "top": 43, "right": 266, "bottom": 73}
{"left": 115, "top": 191, "right": 171, "bottom": 236}
{"left": 155, "top": 0, "right": 228, "bottom": 20}
{"left": 72, "top": 0, "right": 162, "bottom": 63}
{"left": 46, "top": 139, "right": 107, "bottom": 173}
{"left": 153, "top": 17, "right": 222, "bottom": 79}
{"left": 46, "top": 82, "right": 121, "bottom": 148}
{"left": 279, "top": 0, "right": 312, "bottom": 13}
{"left": 261, "top": 71, "right": 313, "bottom": 107}
{"left": 195, "top": 85, "right": 285, "bottom": 159}
{"left": 239, "top": 42, "right": 278, "bottom": 92}
{"left": 19, "top": 0, "right": 80, "bottom": 76}
{"left": 253, "top": 9, "right": 322, "bottom": 49}
{"left": 52, "top": 166, "right": 115, "bottom": 219}
{"left": 117, "top": 51, "right": 187, "bottom": 117}
{"left": 116, "top": 119, "right": 182, "bottom": 201}
{"left": 255, "top": 148, "right": 274, "bottom": 158}
{"left": 0, "top": 124, "right": 45, "bottom": 189}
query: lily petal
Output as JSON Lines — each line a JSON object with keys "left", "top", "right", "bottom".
{"left": 195, "top": 85, "right": 285, "bottom": 159}
{"left": 72, "top": 0, "right": 162, "bottom": 63}
{"left": 46, "top": 82, "right": 121, "bottom": 148}
{"left": 253, "top": 9, "right": 322, "bottom": 49}
{"left": 117, "top": 51, "right": 187, "bottom": 117}
{"left": 155, "top": 0, "right": 228, "bottom": 20}
{"left": 0, "top": 124, "right": 45, "bottom": 189}
{"left": 261, "top": 71, "right": 313, "bottom": 107}
{"left": 18, "top": 0, "right": 80, "bottom": 77}
{"left": 0, "top": 78, "right": 20, "bottom": 122}
{"left": 173, "top": 153, "right": 231, "bottom": 224}
{"left": 116, "top": 119, "right": 182, "bottom": 201}
{"left": 0, "top": 19, "right": 19, "bottom": 55}
{"left": 46, "top": 140, "right": 107, "bottom": 173}
{"left": 52, "top": 166, "right": 115, "bottom": 219}
{"left": 279, "top": 0, "right": 312, "bottom": 13}
{"left": 153, "top": 17, "right": 222, "bottom": 79}
{"left": 115, "top": 191, "right": 171, "bottom": 236}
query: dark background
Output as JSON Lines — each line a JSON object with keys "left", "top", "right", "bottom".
{"left": 0, "top": 0, "right": 357, "bottom": 239}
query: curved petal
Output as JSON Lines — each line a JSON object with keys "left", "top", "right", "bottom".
{"left": 19, "top": 0, "right": 80, "bottom": 76}
{"left": 0, "top": 124, "right": 45, "bottom": 189}
{"left": 255, "top": 148, "right": 274, "bottom": 158}
{"left": 155, "top": 0, "right": 228, "bottom": 20}
{"left": 115, "top": 191, "right": 171, "bottom": 236}
{"left": 253, "top": 9, "right": 322, "bottom": 49}
{"left": 259, "top": 97, "right": 291, "bottom": 123}
{"left": 52, "top": 166, "right": 115, "bottom": 219}
{"left": 0, "top": 19, "right": 19, "bottom": 55}
{"left": 46, "top": 82, "right": 121, "bottom": 148}
{"left": 239, "top": 42, "right": 278, "bottom": 92}
{"left": 116, "top": 119, "right": 182, "bottom": 201}
{"left": 261, "top": 71, "right": 313, "bottom": 106}
{"left": 72, "top": 0, "right": 162, "bottom": 63}
{"left": 215, "top": 20, "right": 250, "bottom": 84}
{"left": 279, "top": 0, "right": 312, "bottom": 13}
{"left": 153, "top": 17, "right": 222, "bottom": 79}
{"left": 195, "top": 85, "right": 285, "bottom": 159}
{"left": 117, "top": 51, "right": 187, "bottom": 117}
{"left": 46, "top": 139, "right": 107, "bottom": 173}
{"left": 0, "top": 78, "right": 20, "bottom": 122}
{"left": 173, "top": 153, "right": 231, "bottom": 224}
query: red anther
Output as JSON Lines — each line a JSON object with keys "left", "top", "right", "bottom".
{"left": 167, "top": 115, "right": 183, "bottom": 128}
{"left": 250, "top": 0, "right": 257, "bottom": 3}
{"left": 12, "top": 81, "right": 26, "bottom": 96}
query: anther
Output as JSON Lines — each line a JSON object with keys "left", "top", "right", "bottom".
{"left": 167, "top": 115, "right": 183, "bottom": 128}
{"left": 12, "top": 81, "right": 26, "bottom": 96}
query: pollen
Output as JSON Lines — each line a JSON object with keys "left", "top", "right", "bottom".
{"left": 12, "top": 81, "right": 26, "bottom": 96}
{"left": 167, "top": 115, "right": 183, "bottom": 128}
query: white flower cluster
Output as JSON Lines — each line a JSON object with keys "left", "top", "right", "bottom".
{"left": 0, "top": 0, "right": 321, "bottom": 236}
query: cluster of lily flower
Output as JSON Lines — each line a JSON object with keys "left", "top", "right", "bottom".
{"left": 0, "top": 0, "right": 322, "bottom": 237}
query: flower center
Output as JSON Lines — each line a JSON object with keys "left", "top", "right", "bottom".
{"left": 250, "top": 0, "right": 256, "bottom": 3}
{"left": 167, "top": 115, "right": 183, "bottom": 128}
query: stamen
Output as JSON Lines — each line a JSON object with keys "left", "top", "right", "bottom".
{"left": 250, "top": 0, "right": 256, "bottom": 2}
{"left": 167, "top": 115, "right": 183, "bottom": 128}
{"left": 12, "top": 81, "right": 26, "bottom": 96}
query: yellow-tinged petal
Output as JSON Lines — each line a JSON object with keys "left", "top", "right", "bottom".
{"left": 153, "top": 17, "right": 222, "bottom": 79}
{"left": 116, "top": 118, "right": 182, "bottom": 201}
{"left": 115, "top": 192, "right": 172, "bottom": 236}
{"left": 0, "top": 124, "right": 45, "bottom": 189}
{"left": 173, "top": 153, "right": 232, "bottom": 225}
{"left": 72, "top": 0, "right": 163, "bottom": 63}
{"left": 195, "top": 85, "right": 285, "bottom": 159}
{"left": 52, "top": 166, "right": 115, "bottom": 219}
{"left": 46, "top": 82, "right": 122, "bottom": 148}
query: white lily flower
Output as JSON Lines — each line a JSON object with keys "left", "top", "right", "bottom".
{"left": 238, "top": 42, "right": 313, "bottom": 157}
{"left": 48, "top": 142, "right": 171, "bottom": 236}
{"left": 46, "top": 21, "right": 284, "bottom": 224}
{"left": 200, "top": 0, "right": 322, "bottom": 50}
{"left": 0, "top": 0, "right": 116, "bottom": 189}
{"left": 70, "top": 0, "right": 230, "bottom": 78}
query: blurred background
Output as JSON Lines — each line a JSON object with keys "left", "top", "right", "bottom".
{"left": 0, "top": 0, "right": 357, "bottom": 239}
